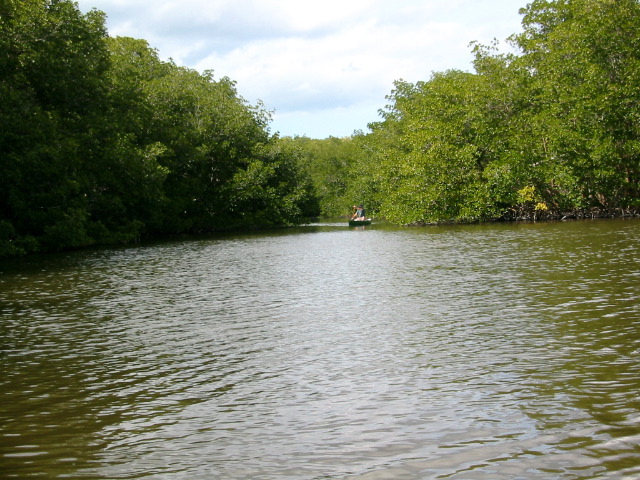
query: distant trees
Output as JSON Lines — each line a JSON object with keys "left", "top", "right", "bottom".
{"left": 282, "top": 135, "right": 370, "bottom": 217}
{"left": 1, "top": 0, "right": 317, "bottom": 257}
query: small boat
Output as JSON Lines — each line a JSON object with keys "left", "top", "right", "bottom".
{"left": 348, "top": 219, "right": 371, "bottom": 226}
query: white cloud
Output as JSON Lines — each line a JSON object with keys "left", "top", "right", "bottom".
{"left": 76, "top": 0, "right": 524, "bottom": 138}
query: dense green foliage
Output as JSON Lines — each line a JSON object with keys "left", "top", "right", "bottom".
{"left": 296, "top": 0, "right": 640, "bottom": 223}
{"left": 281, "top": 135, "right": 370, "bottom": 216}
{"left": 0, "top": 0, "right": 317, "bottom": 257}
{"left": 2, "top": 0, "right": 639, "bottom": 257}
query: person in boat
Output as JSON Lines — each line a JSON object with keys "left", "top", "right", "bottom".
{"left": 351, "top": 205, "right": 366, "bottom": 220}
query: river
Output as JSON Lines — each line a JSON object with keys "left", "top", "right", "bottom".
{"left": 1, "top": 218, "right": 639, "bottom": 479}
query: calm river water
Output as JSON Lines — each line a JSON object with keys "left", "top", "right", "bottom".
{"left": 1, "top": 218, "right": 639, "bottom": 479}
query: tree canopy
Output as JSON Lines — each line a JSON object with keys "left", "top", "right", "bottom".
{"left": 295, "top": 0, "right": 639, "bottom": 224}
{"left": 0, "top": 0, "right": 317, "bottom": 257}
{"left": 2, "top": 0, "right": 639, "bottom": 257}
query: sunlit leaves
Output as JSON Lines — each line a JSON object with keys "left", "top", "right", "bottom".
{"left": 351, "top": 0, "right": 640, "bottom": 224}
{"left": 514, "top": 0, "right": 640, "bottom": 209}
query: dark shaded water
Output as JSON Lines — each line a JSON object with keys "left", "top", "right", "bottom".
{"left": 1, "top": 218, "right": 639, "bottom": 479}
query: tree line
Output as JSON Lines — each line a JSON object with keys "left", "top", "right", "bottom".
{"left": 2, "top": 0, "right": 639, "bottom": 258}
{"left": 0, "top": 0, "right": 319, "bottom": 257}
{"left": 295, "top": 0, "right": 640, "bottom": 225}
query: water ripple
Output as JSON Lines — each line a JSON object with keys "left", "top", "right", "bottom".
{"left": 1, "top": 219, "right": 639, "bottom": 479}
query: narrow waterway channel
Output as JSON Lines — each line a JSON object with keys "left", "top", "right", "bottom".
{"left": 1, "top": 218, "right": 639, "bottom": 479}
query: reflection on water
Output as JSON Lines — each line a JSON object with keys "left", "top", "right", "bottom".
{"left": 1, "top": 219, "right": 639, "bottom": 479}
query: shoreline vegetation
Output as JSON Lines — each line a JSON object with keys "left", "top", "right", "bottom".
{"left": 2, "top": 0, "right": 639, "bottom": 258}
{"left": 404, "top": 210, "right": 640, "bottom": 227}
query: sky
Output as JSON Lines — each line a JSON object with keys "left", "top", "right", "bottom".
{"left": 75, "top": 0, "right": 525, "bottom": 139}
